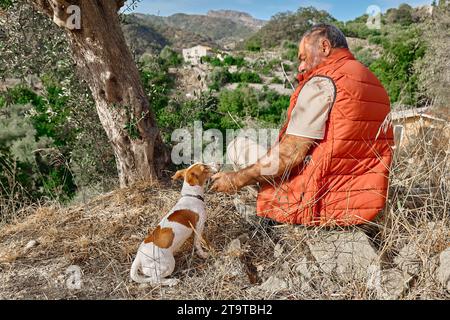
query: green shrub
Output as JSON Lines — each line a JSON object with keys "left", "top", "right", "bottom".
{"left": 354, "top": 48, "right": 377, "bottom": 67}
{"left": 245, "top": 38, "right": 261, "bottom": 52}
{"left": 369, "top": 27, "right": 426, "bottom": 105}
{"left": 223, "top": 55, "right": 245, "bottom": 67}
{"left": 218, "top": 86, "right": 289, "bottom": 127}
{"left": 204, "top": 55, "right": 246, "bottom": 68}
{"left": 271, "top": 77, "right": 283, "bottom": 84}
{"left": 0, "top": 0, "right": 14, "bottom": 9}
{"left": 159, "top": 46, "right": 183, "bottom": 67}
{"left": 208, "top": 67, "right": 232, "bottom": 90}
{"left": 235, "top": 71, "right": 262, "bottom": 84}
{"left": 0, "top": 87, "right": 77, "bottom": 202}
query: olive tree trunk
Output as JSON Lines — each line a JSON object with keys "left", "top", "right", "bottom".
{"left": 28, "top": 0, "right": 169, "bottom": 187}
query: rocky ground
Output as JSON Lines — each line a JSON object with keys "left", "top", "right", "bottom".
{"left": 0, "top": 181, "right": 448, "bottom": 300}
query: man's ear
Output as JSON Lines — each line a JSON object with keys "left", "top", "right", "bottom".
{"left": 171, "top": 169, "right": 187, "bottom": 181}
{"left": 321, "top": 38, "right": 332, "bottom": 56}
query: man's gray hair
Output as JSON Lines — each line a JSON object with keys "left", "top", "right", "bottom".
{"left": 303, "top": 23, "right": 348, "bottom": 49}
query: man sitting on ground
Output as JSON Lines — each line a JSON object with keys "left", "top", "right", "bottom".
{"left": 211, "top": 23, "right": 394, "bottom": 226}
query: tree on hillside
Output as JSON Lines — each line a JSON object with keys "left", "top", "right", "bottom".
{"left": 385, "top": 3, "right": 414, "bottom": 25}
{"left": 244, "top": 6, "right": 336, "bottom": 49}
{"left": 19, "top": 0, "right": 169, "bottom": 187}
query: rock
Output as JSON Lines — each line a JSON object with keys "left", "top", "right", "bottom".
{"left": 376, "top": 268, "right": 411, "bottom": 300}
{"left": 24, "top": 240, "right": 39, "bottom": 251}
{"left": 257, "top": 275, "right": 288, "bottom": 293}
{"left": 394, "top": 222, "right": 449, "bottom": 277}
{"left": 394, "top": 242, "right": 421, "bottom": 276}
{"left": 280, "top": 262, "right": 290, "bottom": 275}
{"left": 380, "top": 269, "right": 408, "bottom": 300}
{"left": 273, "top": 243, "right": 284, "bottom": 258}
{"left": 220, "top": 237, "right": 249, "bottom": 281}
{"left": 437, "top": 247, "right": 450, "bottom": 292}
{"left": 294, "top": 258, "right": 320, "bottom": 292}
{"left": 226, "top": 238, "right": 243, "bottom": 257}
{"left": 306, "top": 230, "right": 379, "bottom": 281}
{"left": 295, "top": 257, "right": 318, "bottom": 280}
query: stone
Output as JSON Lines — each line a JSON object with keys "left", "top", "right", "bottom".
{"left": 294, "top": 258, "right": 320, "bottom": 292}
{"left": 226, "top": 238, "right": 243, "bottom": 257}
{"left": 394, "top": 222, "right": 449, "bottom": 277}
{"left": 257, "top": 275, "right": 288, "bottom": 293}
{"left": 273, "top": 243, "right": 284, "bottom": 258}
{"left": 280, "top": 262, "right": 291, "bottom": 275}
{"left": 24, "top": 240, "right": 39, "bottom": 251}
{"left": 394, "top": 242, "right": 421, "bottom": 276}
{"left": 437, "top": 247, "right": 450, "bottom": 292}
{"left": 295, "top": 257, "right": 318, "bottom": 280}
{"left": 220, "top": 237, "right": 250, "bottom": 281}
{"left": 377, "top": 269, "right": 411, "bottom": 300}
{"left": 214, "top": 255, "right": 246, "bottom": 279}
{"left": 306, "top": 230, "right": 379, "bottom": 281}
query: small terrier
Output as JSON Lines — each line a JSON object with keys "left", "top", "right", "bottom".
{"left": 130, "top": 163, "right": 217, "bottom": 286}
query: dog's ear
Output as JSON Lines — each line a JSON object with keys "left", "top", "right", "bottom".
{"left": 186, "top": 171, "right": 199, "bottom": 186}
{"left": 171, "top": 169, "right": 187, "bottom": 181}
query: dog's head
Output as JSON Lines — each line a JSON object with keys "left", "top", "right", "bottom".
{"left": 171, "top": 163, "right": 219, "bottom": 187}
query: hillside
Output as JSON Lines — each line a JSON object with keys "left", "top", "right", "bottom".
{"left": 164, "top": 13, "right": 257, "bottom": 40}
{"left": 122, "top": 10, "right": 265, "bottom": 54}
{"left": 122, "top": 14, "right": 216, "bottom": 55}
{"left": 206, "top": 10, "right": 266, "bottom": 29}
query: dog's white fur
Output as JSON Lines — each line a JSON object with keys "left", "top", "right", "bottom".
{"left": 130, "top": 164, "right": 215, "bottom": 286}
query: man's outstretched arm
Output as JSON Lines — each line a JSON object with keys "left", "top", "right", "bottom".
{"left": 211, "top": 135, "right": 314, "bottom": 194}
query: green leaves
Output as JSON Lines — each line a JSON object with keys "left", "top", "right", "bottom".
{"left": 0, "top": 0, "right": 14, "bottom": 10}
{"left": 369, "top": 27, "right": 426, "bottom": 105}
{"left": 218, "top": 86, "right": 289, "bottom": 129}
{"left": 244, "top": 6, "right": 336, "bottom": 49}
{"left": 0, "top": 85, "right": 76, "bottom": 202}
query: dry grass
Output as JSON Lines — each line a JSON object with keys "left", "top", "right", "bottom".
{"left": 0, "top": 124, "right": 449, "bottom": 300}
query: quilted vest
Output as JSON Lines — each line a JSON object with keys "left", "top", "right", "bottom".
{"left": 256, "top": 48, "right": 394, "bottom": 226}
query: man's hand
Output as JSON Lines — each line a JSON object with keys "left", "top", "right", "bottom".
{"left": 211, "top": 135, "right": 314, "bottom": 194}
{"left": 210, "top": 172, "right": 243, "bottom": 194}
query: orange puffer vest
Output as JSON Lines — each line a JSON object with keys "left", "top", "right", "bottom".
{"left": 256, "top": 49, "right": 394, "bottom": 226}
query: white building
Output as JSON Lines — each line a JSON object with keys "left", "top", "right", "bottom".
{"left": 182, "top": 45, "right": 213, "bottom": 65}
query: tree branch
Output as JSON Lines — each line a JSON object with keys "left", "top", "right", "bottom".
{"left": 116, "top": 0, "right": 126, "bottom": 11}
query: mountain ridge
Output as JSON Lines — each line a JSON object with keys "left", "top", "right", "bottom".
{"left": 123, "top": 9, "right": 266, "bottom": 53}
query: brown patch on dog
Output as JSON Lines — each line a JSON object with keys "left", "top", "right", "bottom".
{"left": 144, "top": 226, "right": 175, "bottom": 248}
{"left": 168, "top": 209, "right": 199, "bottom": 229}
{"left": 171, "top": 169, "right": 187, "bottom": 181}
{"left": 185, "top": 164, "right": 213, "bottom": 186}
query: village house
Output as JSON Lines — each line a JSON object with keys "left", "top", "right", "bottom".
{"left": 182, "top": 45, "right": 213, "bottom": 65}
{"left": 390, "top": 106, "right": 450, "bottom": 149}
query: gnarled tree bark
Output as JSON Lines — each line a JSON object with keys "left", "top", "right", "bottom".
{"left": 27, "top": 0, "right": 169, "bottom": 187}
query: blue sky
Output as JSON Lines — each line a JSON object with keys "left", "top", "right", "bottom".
{"left": 130, "top": 0, "right": 433, "bottom": 21}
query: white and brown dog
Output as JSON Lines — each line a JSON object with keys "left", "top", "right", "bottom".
{"left": 130, "top": 163, "right": 217, "bottom": 286}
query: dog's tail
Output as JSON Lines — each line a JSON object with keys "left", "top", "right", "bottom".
{"left": 130, "top": 253, "right": 150, "bottom": 283}
{"left": 130, "top": 252, "right": 178, "bottom": 286}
